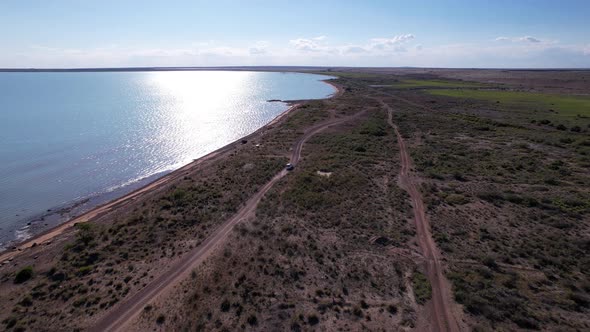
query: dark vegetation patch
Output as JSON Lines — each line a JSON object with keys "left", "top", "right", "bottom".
{"left": 0, "top": 96, "right": 317, "bottom": 330}
{"left": 14, "top": 266, "right": 34, "bottom": 284}
{"left": 147, "top": 96, "right": 417, "bottom": 330}
{"left": 2, "top": 71, "right": 588, "bottom": 331}
{"left": 381, "top": 74, "right": 590, "bottom": 330}
{"left": 411, "top": 271, "right": 432, "bottom": 305}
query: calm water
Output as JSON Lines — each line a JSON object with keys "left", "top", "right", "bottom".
{"left": 0, "top": 71, "right": 335, "bottom": 247}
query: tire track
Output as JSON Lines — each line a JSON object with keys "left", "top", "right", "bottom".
{"left": 380, "top": 99, "right": 462, "bottom": 332}
{"left": 90, "top": 108, "right": 366, "bottom": 332}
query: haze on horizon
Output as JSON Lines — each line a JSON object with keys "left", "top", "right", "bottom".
{"left": 1, "top": 0, "right": 589, "bottom": 69}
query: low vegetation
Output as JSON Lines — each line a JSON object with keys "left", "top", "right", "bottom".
{"left": 411, "top": 271, "right": 432, "bottom": 305}
{"left": 1, "top": 69, "right": 588, "bottom": 331}
{"left": 394, "top": 79, "right": 486, "bottom": 89}
{"left": 428, "top": 88, "right": 590, "bottom": 119}
{"left": 13, "top": 266, "right": 33, "bottom": 284}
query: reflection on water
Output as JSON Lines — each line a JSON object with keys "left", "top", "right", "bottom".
{"left": 0, "top": 71, "right": 335, "bottom": 246}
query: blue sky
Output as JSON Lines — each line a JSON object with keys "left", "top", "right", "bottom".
{"left": 1, "top": 0, "right": 589, "bottom": 68}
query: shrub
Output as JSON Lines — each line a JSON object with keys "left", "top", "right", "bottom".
{"left": 446, "top": 194, "right": 468, "bottom": 205}
{"left": 156, "top": 314, "right": 165, "bottom": 325}
{"left": 512, "top": 315, "right": 540, "bottom": 330}
{"left": 412, "top": 271, "right": 432, "bottom": 304}
{"left": 14, "top": 266, "right": 33, "bottom": 284}
{"left": 247, "top": 314, "right": 258, "bottom": 326}
{"left": 77, "top": 266, "right": 92, "bottom": 276}
{"left": 308, "top": 315, "right": 319, "bottom": 325}
{"left": 560, "top": 137, "right": 574, "bottom": 144}
{"left": 18, "top": 296, "right": 33, "bottom": 307}
{"left": 569, "top": 292, "right": 590, "bottom": 309}
{"left": 387, "top": 304, "right": 398, "bottom": 314}
{"left": 477, "top": 192, "right": 504, "bottom": 204}
{"left": 74, "top": 223, "right": 96, "bottom": 249}
{"left": 353, "top": 306, "right": 363, "bottom": 317}
{"left": 544, "top": 178, "right": 559, "bottom": 186}
{"left": 2, "top": 317, "right": 18, "bottom": 329}
{"left": 360, "top": 300, "right": 369, "bottom": 309}
{"left": 360, "top": 120, "right": 386, "bottom": 136}
{"left": 220, "top": 299, "right": 231, "bottom": 312}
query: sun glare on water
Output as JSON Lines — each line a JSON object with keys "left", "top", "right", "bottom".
{"left": 141, "top": 71, "right": 256, "bottom": 171}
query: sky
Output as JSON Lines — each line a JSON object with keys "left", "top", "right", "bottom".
{"left": 1, "top": 0, "right": 589, "bottom": 68}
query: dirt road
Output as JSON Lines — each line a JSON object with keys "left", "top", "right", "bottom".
{"left": 90, "top": 109, "right": 364, "bottom": 332}
{"left": 381, "top": 100, "right": 462, "bottom": 332}
{"left": 0, "top": 103, "right": 307, "bottom": 264}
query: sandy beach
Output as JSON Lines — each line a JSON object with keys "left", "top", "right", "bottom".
{"left": 0, "top": 105, "right": 305, "bottom": 264}
{"left": 0, "top": 78, "right": 340, "bottom": 263}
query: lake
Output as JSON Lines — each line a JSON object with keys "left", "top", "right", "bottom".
{"left": 0, "top": 71, "right": 335, "bottom": 248}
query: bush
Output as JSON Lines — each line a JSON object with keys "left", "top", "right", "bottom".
{"left": 560, "top": 137, "right": 574, "bottom": 144}
{"left": 446, "top": 194, "right": 469, "bottom": 205}
{"left": 220, "top": 299, "right": 231, "bottom": 312}
{"left": 482, "top": 257, "right": 499, "bottom": 270}
{"left": 412, "top": 271, "right": 432, "bottom": 304}
{"left": 74, "top": 223, "right": 96, "bottom": 249}
{"left": 477, "top": 192, "right": 504, "bottom": 204}
{"left": 247, "top": 314, "right": 258, "bottom": 326}
{"left": 360, "top": 120, "right": 387, "bottom": 136}
{"left": 308, "top": 315, "right": 319, "bottom": 325}
{"left": 18, "top": 296, "right": 33, "bottom": 307}
{"left": 77, "top": 266, "right": 92, "bottom": 276}
{"left": 156, "top": 314, "right": 165, "bottom": 325}
{"left": 569, "top": 292, "right": 590, "bottom": 309}
{"left": 2, "top": 317, "right": 18, "bottom": 329}
{"left": 387, "top": 304, "right": 398, "bottom": 314}
{"left": 512, "top": 315, "right": 540, "bottom": 330}
{"left": 14, "top": 266, "right": 33, "bottom": 284}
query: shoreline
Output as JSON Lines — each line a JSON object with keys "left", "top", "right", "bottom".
{"left": 325, "top": 80, "right": 344, "bottom": 98}
{"left": 0, "top": 102, "right": 303, "bottom": 262}
{"left": 0, "top": 78, "right": 338, "bottom": 262}
{"left": 0, "top": 75, "right": 344, "bottom": 266}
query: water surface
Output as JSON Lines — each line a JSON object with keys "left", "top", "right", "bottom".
{"left": 0, "top": 71, "right": 335, "bottom": 247}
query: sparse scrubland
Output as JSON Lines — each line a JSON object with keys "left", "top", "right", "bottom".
{"left": 1, "top": 69, "right": 589, "bottom": 331}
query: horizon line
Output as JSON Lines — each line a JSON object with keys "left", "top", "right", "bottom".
{"left": 1, "top": 65, "right": 590, "bottom": 73}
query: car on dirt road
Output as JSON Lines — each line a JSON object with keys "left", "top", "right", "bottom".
{"left": 286, "top": 163, "right": 294, "bottom": 171}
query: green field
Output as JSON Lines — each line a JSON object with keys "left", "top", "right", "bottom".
{"left": 393, "top": 79, "right": 486, "bottom": 89}
{"left": 314, "top": 71, "right": 381, "bottom": 78}
{"left": 428, "top": 89, "right": 590, "bottom": 117}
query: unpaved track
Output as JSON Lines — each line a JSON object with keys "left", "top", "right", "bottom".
{"left": 380, "top": 100, "right": 462, "bottom": 332}
{"left": 90, "top": 109, "right": 365, "bottom": 332}
{"left": 0, "top": 103, "right": 303, "bottom": 263}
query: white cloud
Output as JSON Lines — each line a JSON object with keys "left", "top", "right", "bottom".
{"left": 288, "top": 36, "right": 328, "bottom": 52}
{"left": 370, "top": 34, "right": 415, "bottom": 51}
{"left": 288, "top": 34, "right": 417, "bottom": 55}
{"left": 519, "top": 36, "right": 541, "bottom": 43}
{"left": 495, "top": 36, "right": 542, "bottom": 43}
{"left": 4, "top": 33, "right": 589, "bottom": 68}
{"left": 289, "top": 38, "right": 320, "bottom": 52}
